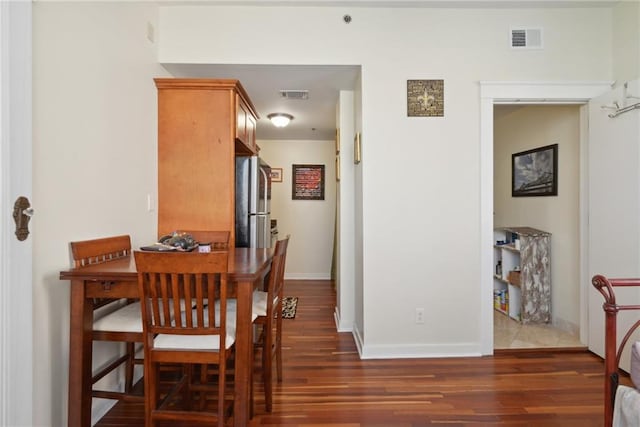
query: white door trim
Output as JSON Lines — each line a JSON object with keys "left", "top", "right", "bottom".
{"left": 479, "top": 80, "right": 613, "bottom": 355}
{"left": 0, "top": 1, "right": 33, "bottom": 425}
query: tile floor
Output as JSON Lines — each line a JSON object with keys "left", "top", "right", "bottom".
{"left": 493, "top": 310, "right": 585, "bottom": 349}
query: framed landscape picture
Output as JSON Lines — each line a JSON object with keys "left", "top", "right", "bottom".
{"left": 512, "top": 144, "right": 558, "bottom": 197}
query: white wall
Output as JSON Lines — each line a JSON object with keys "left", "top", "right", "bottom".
{"left": 335, "top": 90, "right": 356, "bottom": 332}
{"left": 587, "top": 79, "right": 640, "bottom": 366}
{"left": 33, "top": 3, "right": 168, "bottom": 425}
{"left": 352, "top": 73, "right": 364, "bottom": 348}
{"left": 257, "top": 140, "right": 336, "bottom": 279}
{"left": 158, "top": 4, "right": 613, "bottom": 358}
{"left": 494, "top": 105, "right": 581, "bottom": 335}
{"left": 612, "top": 1, "right": 640, "bottom": 85}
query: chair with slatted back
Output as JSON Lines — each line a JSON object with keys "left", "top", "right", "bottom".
{"left": 134, "top": 250, "right": 235, "bottom": 427}
{"left": 69, "top": 235, "right": 143, "bottom": 400}
{"left": 252, "top": 235, "right": 290, "bottom": 412}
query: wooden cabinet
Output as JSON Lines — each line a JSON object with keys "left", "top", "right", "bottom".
{"left": 154, "top": 79, "right": 259, "bottom": 245}
{"left": 493, "top": 227, "right": 551, "bottom": 324}
{"left": 236, "top": 94, "right": 256, "bottom": 154}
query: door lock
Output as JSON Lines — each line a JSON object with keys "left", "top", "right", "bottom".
{"left": 13, "top": 196, "right": 33, "bottom": 241}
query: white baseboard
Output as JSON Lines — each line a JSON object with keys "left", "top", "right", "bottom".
{"left": 284, "top": 273, "right": 331, "bottom": 280}
{"left": 334, "top": 307, "right": 354, "bottom": 332}
{"left": 352, "top": 322, "right": 481, "bottom": 360}
{"left": 352, "top": 324, "right": 365, "bottom": 357}
{"left": 359, "top": 342, "right": 482, "bottom": 359}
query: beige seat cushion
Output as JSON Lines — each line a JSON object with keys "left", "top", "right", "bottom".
{"left": 93, "top": 299, "right": 193, "bottom": 333}
{"left": 251, "top": 290, "right": 278, "bottom": 317}
{"left": 225, "top": 298, "right": 259, "bottom": 322}
{"left": 93, "top": 302, "right": 142, "bottom": 333}
{"left": 153, "top": 306, "right": 237, "bottom": 350}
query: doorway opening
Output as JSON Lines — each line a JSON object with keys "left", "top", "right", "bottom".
{"left": 479, "top": 80, "right": 612, "bottom": 355}
{"left": 492, "top": 104, "right": 583, "bottom": 350}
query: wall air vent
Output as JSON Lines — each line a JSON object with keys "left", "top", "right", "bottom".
{"left": 510, "top": 27, "right": 543, "bottom": 49}
{"left": 279, "top": 90, "right": 309, "bottom": 100}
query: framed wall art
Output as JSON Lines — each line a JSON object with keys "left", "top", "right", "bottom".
{"left": 270, "top": 168, "right": 283, "bottom": 183}
{"left": 292, "top": 164, "right": 325, "bottom": 200}
{"left": 407, "top": 79, "right": 444, "bottom": 117}
{"left": 512, "top": 143, "right": 558, "bottom": 197}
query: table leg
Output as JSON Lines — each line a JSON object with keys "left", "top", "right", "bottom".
{"left": 234, "top": 279, "right": 252, "bottom": 427}
{"left": 67, "top": 279, "right": 93, "bottom": 427}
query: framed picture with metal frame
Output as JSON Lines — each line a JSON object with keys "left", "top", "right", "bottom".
{"left": 512, "top": 144, "right": 558, "bottom": 197}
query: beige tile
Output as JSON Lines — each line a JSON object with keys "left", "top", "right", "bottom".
{"left": 493, "top": 310, "right": 583, "bottom": 349}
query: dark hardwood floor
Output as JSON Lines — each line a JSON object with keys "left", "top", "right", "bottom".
{"left": 96, "top": 280, "right": 607, "bottom": 427}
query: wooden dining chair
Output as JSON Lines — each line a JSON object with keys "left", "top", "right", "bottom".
{"left": 69, "top": 235, "right": 143, "bottom": 400}
{"left": 134, "top": 250, "right": 235, "bottom": 427}
{"left": 253, "top": 235, "right": 290, "bottom": 412}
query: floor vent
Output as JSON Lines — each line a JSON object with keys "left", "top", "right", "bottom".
{"left": 279, "top": 90, "right": 309, "bottom": 100}
{"left": 510, "top": 28, "right": 543, "bottom": 49}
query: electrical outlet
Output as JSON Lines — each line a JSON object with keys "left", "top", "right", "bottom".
{"left": 415, "top": 308, "right": 425, "bottom": 324}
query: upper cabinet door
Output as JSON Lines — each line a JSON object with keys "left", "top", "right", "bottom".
{"left": 236, "top": 96, "right": 247, "bottom": 144}
{"left": 246, "top": 112, "right": 256, "bottom": 152}
{"left": 235, "top": 95, "right": 257, "bottom": 154}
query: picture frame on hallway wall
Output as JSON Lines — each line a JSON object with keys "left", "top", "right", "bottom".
{"left": 407, "top": 79, "right": 444, "bottom": 117}
{"left": 292, "top": 164, "right": 325, "bottom": 200}
{"left": 271, "top": 168, "right": 283, "bottom": 183}
{"left": 512, "top": 143, "right": 558, "bottom": 197}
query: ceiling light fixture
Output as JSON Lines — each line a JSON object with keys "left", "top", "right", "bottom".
{"left": 267, "top": 113, "right": 293, "bottom": 128}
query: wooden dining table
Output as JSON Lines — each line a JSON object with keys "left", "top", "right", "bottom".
{"left": 59, "top": 247, "right": 274, "bottom": 427}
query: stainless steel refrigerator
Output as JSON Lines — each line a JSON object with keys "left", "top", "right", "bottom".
{"left": 235, "top": 156, "right": 272, "bottom": 248}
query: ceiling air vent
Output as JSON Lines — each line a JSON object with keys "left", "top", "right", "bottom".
{"left": 279, "top": 90, "right": 309, "bottom": 100}
{"left": 510, "top": 27, "right": 543, "bottom": 49}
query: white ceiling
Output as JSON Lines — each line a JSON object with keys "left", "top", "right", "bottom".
{"left": 162, "top": 64, "right": 361, "bottom": 141}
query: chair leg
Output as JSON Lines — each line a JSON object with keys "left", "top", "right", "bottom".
{"left": 144, "top": 360, "right": 156, "bottom": 427}
{"left": 199, "top": 364, "right": 207, "bottom": 410}
{"left": 250, "top": 354, "right": 254, "bottom": 419}
{"left": 276, "top": 308, "right": 283, "bottom": 383}
{"left": 218, "top": 357, "right": 226, "bottom": 426}
{"left": 263, "top": 323, "right": 273, "bottom": 412}
{"left": 124, "top": 342, "right": 135, "bottom": 392}
{"left": 184, "top": 364, "right": 193, "bottom": 411}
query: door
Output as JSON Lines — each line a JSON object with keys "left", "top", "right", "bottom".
{"left": 587, "top": 79, "right": 640, "bottom": 369}
{"left": 250, "top": 160, "right": 271, "bottom": 248}
{"left": 0, "top": 1, "right": 33, "bottom": 425}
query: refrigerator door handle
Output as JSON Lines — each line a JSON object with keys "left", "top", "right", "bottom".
{"left": 260, "top": 166, "right": 269, "bottom": 212}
